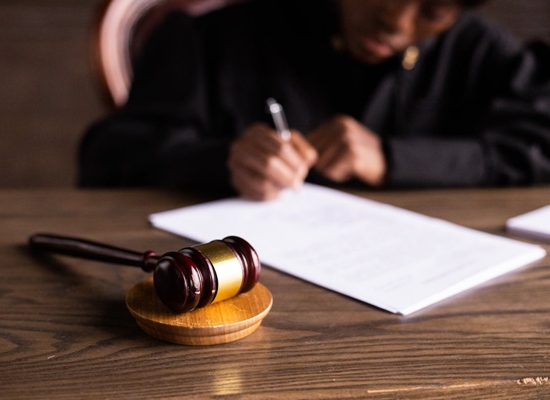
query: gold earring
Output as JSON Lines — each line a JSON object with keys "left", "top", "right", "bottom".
{"left": 402, "top": 45, "right": 419, "bottom": 70}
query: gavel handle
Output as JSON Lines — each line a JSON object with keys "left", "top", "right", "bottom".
{"left": 28, "top": 233, "right": 159, "bottom": 272}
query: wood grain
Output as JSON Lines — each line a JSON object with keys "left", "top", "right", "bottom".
{"left": 1, "top": 188, "right": 550, "bottom": 399}
{"left": 126, "top": 279, "right": 272, "bottom": 345}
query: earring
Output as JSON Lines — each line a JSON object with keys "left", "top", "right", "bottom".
{"left": 402, "top": 45, "right": 419, "bottom": 70}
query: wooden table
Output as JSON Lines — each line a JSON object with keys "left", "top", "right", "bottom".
{"left": 2, "top": 187, "right": 550, "bottom": 399}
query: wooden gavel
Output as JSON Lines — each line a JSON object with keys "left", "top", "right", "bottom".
{"left": 28, "top": 233, "right": 261, "bottom": 313}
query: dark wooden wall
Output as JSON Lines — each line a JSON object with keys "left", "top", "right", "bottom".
{"left": 1, "top": 0, "right": 105, "bottom": 187}
{"left": 1, "top": 0, "right": 549, "bottom": 188}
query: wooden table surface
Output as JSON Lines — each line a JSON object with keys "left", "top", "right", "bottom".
{"left": 1, "top": 187, "right": 550, "bottom": 399}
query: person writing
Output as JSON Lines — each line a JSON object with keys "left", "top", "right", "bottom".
{"left": 80, "top": 0, "right": 550, "bottom": 200}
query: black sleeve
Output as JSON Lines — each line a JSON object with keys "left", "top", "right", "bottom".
{"left": 385, "top": 24, "right": 550, "bottom": 188}
{"left": 79, "top": 12, "right": 232, "bottom": 192}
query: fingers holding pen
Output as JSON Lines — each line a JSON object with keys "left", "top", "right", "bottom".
{"left": 228, "top": 123, "right": 296, "bottom": 200}
{"left": 228, "top": 123, "right": 317, "bottom": 200}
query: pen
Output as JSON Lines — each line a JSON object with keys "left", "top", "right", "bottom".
{"left": 266, "top": 98, "right": 291, "bottom": 141}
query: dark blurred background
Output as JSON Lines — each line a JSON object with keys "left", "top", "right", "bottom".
{"left": 1, "top": 0, "right": 549, "bottom": 188}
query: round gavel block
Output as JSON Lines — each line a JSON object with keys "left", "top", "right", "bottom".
{"left": 126, "top": 278, "right": 273, "bottom": 345}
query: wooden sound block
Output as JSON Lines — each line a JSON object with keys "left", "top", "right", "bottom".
{"left": 126, "top": 278, "right": 273, "bottom": 346}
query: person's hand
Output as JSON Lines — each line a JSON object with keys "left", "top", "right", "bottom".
{"left": 307, "top": 115, "right": 386, "bottom": 187}
{"left": 228, "top": 122, "right": 317, "bottom": 200}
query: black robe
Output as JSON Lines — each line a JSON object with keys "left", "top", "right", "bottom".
{"left": 79, "top": 0, "right": 550, "bottom": 192}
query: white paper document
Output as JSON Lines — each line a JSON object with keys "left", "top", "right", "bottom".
{"left": 506, "top": 205, "right": 550, "bottom": 242}
{"left": 149, "top": 184, "right": 546, "bottom": 315}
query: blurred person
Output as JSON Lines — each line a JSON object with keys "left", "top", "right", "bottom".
{"left": 80, "top": 0, "right": 550, "bottom": 200}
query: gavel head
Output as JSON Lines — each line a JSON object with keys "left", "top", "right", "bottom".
{"left": 153, "top": 236, "right": 261, "bottom": 313}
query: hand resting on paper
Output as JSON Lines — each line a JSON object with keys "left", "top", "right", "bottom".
{"left": 307, "top": 114, "right": 387, "bottom": 187}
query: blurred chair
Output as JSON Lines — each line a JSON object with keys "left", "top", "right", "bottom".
{"left": 94, "top": 0, "right": 242, "bottom": 108}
